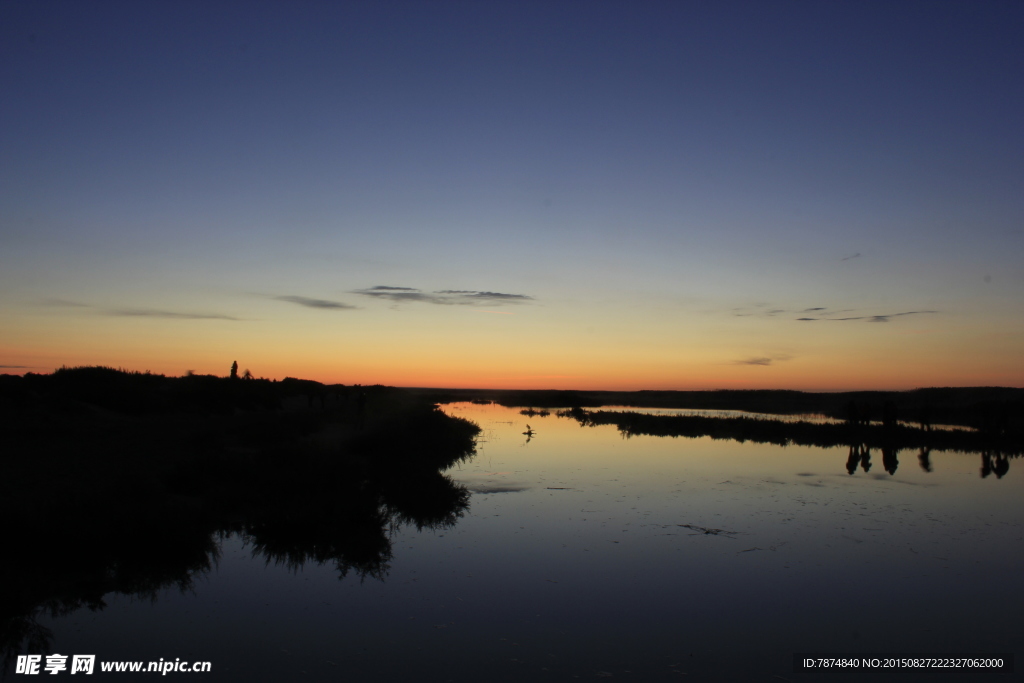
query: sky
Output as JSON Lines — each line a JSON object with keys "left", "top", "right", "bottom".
{"left": 2, "top": 0, "right": 1022, "bottom": 391}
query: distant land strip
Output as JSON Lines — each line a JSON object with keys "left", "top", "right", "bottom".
{"left": 414, "top": 386, "right": 1024, "bottom": 434}
{"left": 562, "top": 409, "right": 1022, "bottom": 456}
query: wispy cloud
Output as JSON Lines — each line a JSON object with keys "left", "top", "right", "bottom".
{"left": 731, "top": 302, "right": 937, "bottom": 325}
{"left": 274, "top": 295, "right": 357, "bottom": 310}
{"left": 840, "top": 252, "right": 862, "bottom": 261}
{"left": 355, "top": 287, "right": 441, "bottom": 304}
{"left": 355, "top": 286, "right": 534, "bottom": 306}
{"left": 865, "top": 311, "right": 937, "bottom": 323}
{"left": 437, "top": 290, "right": 534, "bottom": 303}
{"left": 107, "top": 308, "right": 241, "bottom": 320}
{"left": 732, "top": 354, "right": 793, "bottom": 366}
{"left": 38, "top": 298, "right": 89, "bottom": 307}
{"left": 731, "top": 303, "right": 789, "bottom": 318}
{"left": 797, "top": 310, "right": 937, "bottom": 322}
{"left": 733, "top": 301, "right": 937, "bottom": 325}
{"left": 39, "top": 299, "right": 240, "bottom": 320}
{"left": 0, "top": 365, "right": 29, "bottom": 368}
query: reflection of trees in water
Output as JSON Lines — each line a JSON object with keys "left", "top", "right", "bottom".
{"left": 242, "top": 470, "right": 471, "bottom": 581}
{"left": 563, "top": 409, "right": 1019, "bottom": 480}
{"left": 845, "top": 444, "right": 874, "bottom": 474}
{"left": 2, "top": 460, "right": 472, "bottom": 671}
{"left": 993, "top": 454, "right": 1010, "bottom": 478}
{"left": 1, "top": 525, "right": 220, "bottom": 675}
{"left": 918, "top": 448, "right": 932, "bottom": 473}
{"left": 981, "top": 452, "right": 1011, "bottom": 479}
{"left": 1, "top": 401, "right": 477, "bottom": 673}
{"left": 381, "top": 471, "right": 471, "bottom": 532}
{"left": 882, "top": 447, "right": 899, "bottom": 475}
{"left": 847, "top": 445, "right": 1014, "bottom": 480}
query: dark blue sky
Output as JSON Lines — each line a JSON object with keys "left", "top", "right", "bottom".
{"left": 2, "top": 1, "right": 1022, "bottom": 388}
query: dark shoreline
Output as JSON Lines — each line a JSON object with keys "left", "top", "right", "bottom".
{"left": 559, "top": 408, "right": 1022, "bottom": 456}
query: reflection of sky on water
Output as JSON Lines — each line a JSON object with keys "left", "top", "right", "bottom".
{"left": 40, "top": 403, "right": 1022, "bottom": 681}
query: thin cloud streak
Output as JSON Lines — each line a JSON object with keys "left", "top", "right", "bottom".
{"left": 798, "top": 310, "right": 938, "bottom": 322}
{"left": 106, "top": 308, "right": 240, "bottom": 320}
{"left": 38, "top": 298, "right": 89, "bottom": 307}
{"left": 36, "top": 298, "right": 241, "bottom": 320}
{"left": 732, "top": 353, "right": 793, "bottom": 366}
{"left": 355, "top": 286, "right": 534, "bottom": 306}
{"left": 356, "top": 288, "right": 442, "bottom": 304}
{"left": 275, "top": 295, "right": 357, "bottom": 310}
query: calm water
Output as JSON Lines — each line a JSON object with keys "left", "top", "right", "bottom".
{"left": 31, "top": 403, "right": 1022, "bottom": 681}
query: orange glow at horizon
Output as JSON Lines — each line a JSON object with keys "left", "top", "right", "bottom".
{"left": 4, "top": 291, "right": 1023, "bottom": 392}
{"left": 8, "top": 342, "right": 1022, "bottom": 393}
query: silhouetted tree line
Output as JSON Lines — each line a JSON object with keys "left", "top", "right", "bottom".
{"left": 0, "top": 366, "right": 390, "bottom": 418}
{"left": 560, "top": 409, "right": 1023, "bottom": 458}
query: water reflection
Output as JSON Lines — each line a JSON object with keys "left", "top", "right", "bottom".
{"left": 845, "top": 444, "right": 871, "bottom": 474}
{"left": 882, "top": 446, "right": 899, "bottom": 475}
{"left": 1, "top": 404, "right": 476, "bottom": 673}
{"left": 981, "top": 451, "right": 1011, "bottom": 479}
{"left": 1, "top": 523, "right": 220, "bottom": 675}
{"left": 436, "top": 403, "right": 1023, "bottom": 681}
{"left": 561, "top": 408, "right": 1020, "bottom": 480}
{"left": 918, "top": 447, "right": 932, "bottom": 473}
{"left": 6, "top": 397, "right": 1022, "bottom": 682}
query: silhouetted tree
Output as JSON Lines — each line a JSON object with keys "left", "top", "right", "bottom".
{"left": 917, "top": 404, "right": 933, "bottom": 432}
{"left": 230, "top": 361, "right": 238, "bottom": 379}
{"left": 882, "top": 401, "right": 897, "bottom": 429}
{"left": 846, "top": 400, "right": 859, "bottom": 426}
{"left": 242, "top": 369, "right": 252, "bottom": 380}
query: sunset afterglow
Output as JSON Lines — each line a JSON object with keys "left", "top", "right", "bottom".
{"left": 3, "top": 2, "right": 1022, "bottom": 390}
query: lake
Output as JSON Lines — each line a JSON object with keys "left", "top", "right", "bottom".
{"left": 22, "top": 402, "right": 1022, "bottom": 681}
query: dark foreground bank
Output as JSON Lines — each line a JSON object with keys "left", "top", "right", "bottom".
{"left": 0, "top": 367, "right": 479, "bottom": 675}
